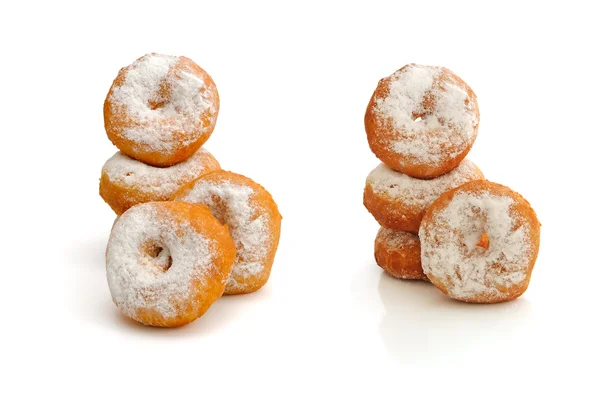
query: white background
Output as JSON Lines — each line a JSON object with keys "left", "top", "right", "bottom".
{"left": 2, "top": 1, "right": 598, "bottom": 396}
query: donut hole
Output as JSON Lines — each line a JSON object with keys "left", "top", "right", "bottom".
{"left": 412, "top": 111, "right": 426, "bottom": 122}
{"left": 462, "top": 209, "right": 489, "bottom": 253}
{"left": 144, "top": 242, "right": 173, "bottom": 272}
{"left": 462, "top": 232, "right": 490, "bottom": 254}
{"left": 477, "top": 233, "right": 489, "bottom": 249}
{"left": 148, "top": 98, "right": 167, "bottom": 111}
{"left": 464, "top": 228, "right": 488, "bottom": 253}
{"left": 147, "top": 82, "right": 172, "bottom": 111}
{"left": 164, "top": 255, "right": 173, "bottom": 271}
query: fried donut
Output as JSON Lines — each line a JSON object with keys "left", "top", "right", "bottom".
{"left": 104, "top": 53, "right": 219, "bottom": 167}
{"left": 106, "top": 201, "right": 236, "bottom": 327}
{"left": 173, "top": 171, "right": 282, "bottom": 294}
{"left": 419, "top": 180, "right": 541, "bottom": 304}
{"left": 364, "top": 159, "right": 483, "bottom": 233}
{"left": 365, "top": 64, "right": 479, "bottom": 179}
{"left": 100, "top": 148, "right": 220, "bottom": 215}
{"left": 375, "top": 228, "right": 427, "bottom": 280}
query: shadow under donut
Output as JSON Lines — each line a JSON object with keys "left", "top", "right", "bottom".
{"left": 108, "top": 281, "right": 274, "bottom": 337}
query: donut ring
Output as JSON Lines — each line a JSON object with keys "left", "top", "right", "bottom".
{"left": 106, "top": 201, "right": 236, "bottom": 327}
{"left": 104, "top": 53, "right": 219, "bottom": 167}
{"left": 419, "top": 180, "right": 541, "bottom": 303}
{"left": 364, "top": 159, "right": 484, "bottom": 233}
{"left": 365, "top": 64, "right": 479, "bottom": 179}
{"left": 172, "top": 171, "right": 282, "bottom": 295}
{"left": 100, "top": 148, "right": 220, "bottom": 215}
{"left": 375, "top": 228, "right": 427, "bottom": 280}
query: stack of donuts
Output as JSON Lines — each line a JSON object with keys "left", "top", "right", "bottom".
{"left": 100, "top": 53, "right": 281, "bottom": 327}
{"left": 364, "top": 64, "right": 540, "bottom": 304}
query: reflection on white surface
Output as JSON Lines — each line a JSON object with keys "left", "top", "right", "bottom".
{"left": 377, "top": 271, "right": 533, "bottom": 362}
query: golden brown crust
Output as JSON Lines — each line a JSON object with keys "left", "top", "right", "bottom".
{"left": 100, "top": 172, "right": 135, "bottom": 216}
{"left": 173, "top": 170, "right": 282, "bottom": 295}
{"left": 99, "top": 150, "right": 220, "bottom": 216}
{"left": 104, "top": 54, "right": 219, "bottom": 167}
{"left": 374, "top": 228, "right": 427, "bottom": 280}
{"left": 364, "top": 184, "right": 422, "bottom": 232}
{"left": 365, "top": 64, "right": 479, "bottom": 179}
{"left": 363, "top": 162, "right": 484, "bottom": 233}
{"left": 420, "top": 180, "right": 541, "bottom": 304}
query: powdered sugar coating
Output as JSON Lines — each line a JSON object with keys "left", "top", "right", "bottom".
{"left": 373, "top": 64, "right": 479, "bottom": 166}
{"left": 377, "top": 228, "right": 419, "bottom": 251}
{"left": 106, "top": 53, "right": 218, "bottom": 153}
{"left": 367, "top": 159, "right": 483, "bottom": 208}
{"left": 102, "top": 148, "right": 220, "bottom": 199}
{"left": 174, "top": 176, "right": 276, "bottom": 293}
{"left": 106, "top": 203, "right": 218, "bottom": 321}
{"left": 419, "top": 189, "right": 535, "bottom": 302}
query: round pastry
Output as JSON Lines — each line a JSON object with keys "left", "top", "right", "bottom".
{"left": 365, "top": 64, "right": 479, "bottom": 179}
{"left": 100, "top": 148, "right": 220, "bottom": 215}
{"left": 364, "top": 159, "right": 483, "bottom": 233}
{"left": 375, "top": 228, "right": 427, "bottom": 280}
{"left": 104, "top": 53, "right": 219, "bottom": 167}
{"left": 419, "top": 180, "right": 541, "bottom": 304}
{"left": 106, "top": 201, "right": 236, "bottom": 327}
{"left": 173, "top": 171, "right": 282, "bottom": 295}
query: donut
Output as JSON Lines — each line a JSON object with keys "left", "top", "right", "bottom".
{"left": 106, "top": 201, "right": 236, "bottom": 327}
{"left": 419, "top": 180, "right": 541, "bottom": 304}
{"left": 100, "top": 148, "right": 220, "bottom": 215}
{"left": 364, "top": 159, "right": 484, "bottom": 233}
{"left": 104, "top": 53, "right": 219, "bottom": 167}
{"left": 375, "top": 228, "right": 427, "bottom": 280}
{"left": 365, "top": 64, "right": 479, "bottom": 179}
{"left": 172, "top": 171, "right": 282, "bottom": 295}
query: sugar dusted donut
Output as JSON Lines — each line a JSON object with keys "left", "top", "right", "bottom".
{"left": 419, "top": 180, "right": 541, "bottom": 304}
{"left": 364, "top": 159, "right": 483, "bottom": 233}
{"left": 106, "top": 201, "right": 236, "bottom": 327}
{"left": 100, "top": 148, "right": 220, "bottom": 215}
{"left": 375, "top": 228, "right": 427, "bottom": 280}
{"left": 104, "top": 53, "right": 219, "bottom": 167}
{"left": 173, "top": 171, "right": 282, "bottom": 295}
{"left": 365, "top": 64, "right": 479, "bottom": 179}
